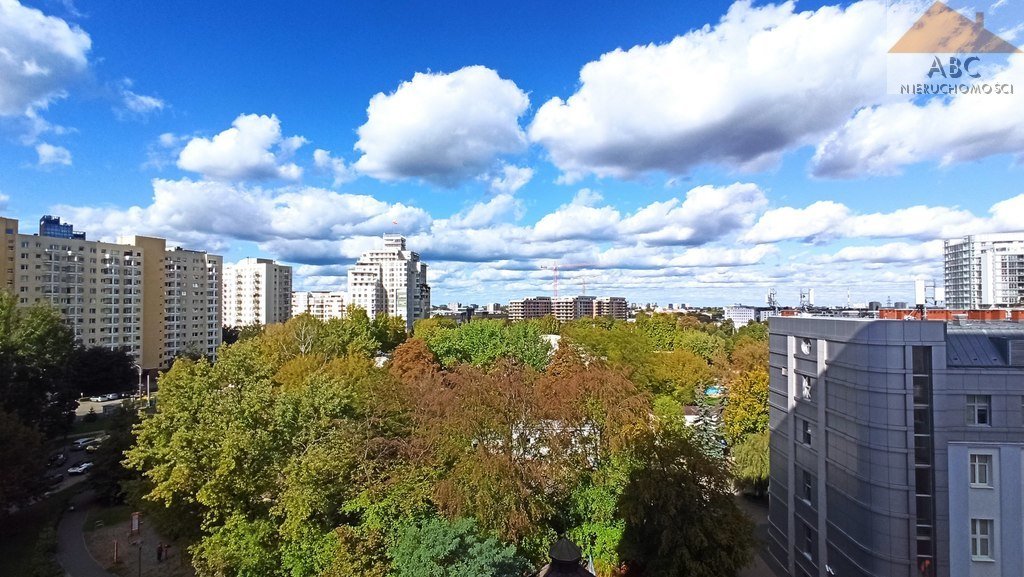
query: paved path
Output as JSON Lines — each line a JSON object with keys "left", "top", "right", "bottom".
{"left": 737, "top": 494, "right": 785, "bottom": 577}
{"left": 56, "top": 490, "right": 117, "bottom": 577}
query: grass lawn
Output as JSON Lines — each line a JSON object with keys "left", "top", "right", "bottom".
{"left": 86, "top": 505, "right": 132, "bottom": 532}
{"left": 0, "top": 485, "right": 79, "bottom": 577}
{"left": 70, "top": 417, "right": 111, "bottom": 437}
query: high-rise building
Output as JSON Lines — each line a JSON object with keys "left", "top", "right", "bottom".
{"left": 347, "top": 234, "right": 429, "bottom": 330}
{"left": 162, "top": 247, "right": 222, "bottom": 365}
{"left": 594, "top": 296, "right": 627, "bottom": 320}
{"left": 508, "top": 296, "right": 552, "bottom": 321}
{"left": 944, "top": 233, "right": 1024, "bottom": 308}
{"left": 508, "top": 295, "right": 627, "bottom": 322}
{"left": 1, "top": 215, "right": 224, "bottom": 370}
{"left": 768, "top": 315, "right": 1024, "bottom": 577}
{"left": 724, "top": 305, "right": 757, "bottom": 326}
{"left": 223, "top": 257, "right": 293, "bottom": 327}
{"left": 292, "top": 290, "right": 346, "bottom": 321}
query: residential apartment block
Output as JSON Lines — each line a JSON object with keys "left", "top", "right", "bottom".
{"left": 508, "top": 296, "right": 553, "bottom": 321}
{"left": 945, "top": 233, "right": 1024, "bottom": 308}
{"left": 0, "top": 215, "right": 222, "bottom": 370}
{"left": 724, "top": 305, "right": 757, "bottom": 326}
{"left": 768, "top": 315, "right": 1024, "bottom": 577}
{"left": 223, "top": 257, "right": 292, "bottom": 327}
{"left": 347, "top": 234, "right": 429, "bottom": 330}
{"left": 292, "top": 290, "right": 347, "bottom": 321}
{"left": 508, "top": 295, "right": 627, "bottom": 322}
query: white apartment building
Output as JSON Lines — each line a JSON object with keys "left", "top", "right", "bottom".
{"left": 945, "top": 233, "right": 1024, "bottom": 308}
{"left": 347, "top": 234, "right": 429, "bottom": 330}
{"left": 724, "top": 305, "right": 757, "bottom": 326}
{"left": 162, "top": 247, "right": 222, "bottom": 366}
{"left": 223, "top": 257, "right": 293, "bottom": 327}
{"left": 292, "top": 290, "right": 346, "bottom": 321}
{"left": 1, "top": 215, "right": 224, "bottom": 370}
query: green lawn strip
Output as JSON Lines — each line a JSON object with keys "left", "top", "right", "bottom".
{"left": 85, "top": 505, "right": 132, "bottom": 532}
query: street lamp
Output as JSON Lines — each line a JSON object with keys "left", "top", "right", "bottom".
{"left": 131, "top": 362, "right": 142, "bottom": 399}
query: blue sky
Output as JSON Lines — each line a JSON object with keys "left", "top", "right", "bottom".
{"left": 1, "top": 0, "right": 1023, "bottom": 307}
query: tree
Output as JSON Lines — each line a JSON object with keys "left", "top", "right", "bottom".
{"left": 0, "top": 292, "right": 76, "bottom": 436}
{"left": 89, "top": 404, "right": 140, "bottom": 504}
{"left": 390, "top": 516, "right": 528, "bottom": 577}
{"left": 721, "top": 370, "right": 769, "bottom": 446}
{"left": 424, "top": 320, "right": 551, "bottom": 371}
{"left": 674, "top": 330, "right": 726, "bottom": 364}
{"left": 69, "top": 345, "right": 137, "bottom": 396}
{"left": 616, "top": 427, "right": 755, "bottom": 577}
{"left": 371, "top": 313, "right": 408, "bottom": 354}
{"left": 690, "top": 394, "right": 724, "bottom": 459}
{"left": 0, "top": 409, "right": 45, "bottom": 510}
{"left": 732, "top": 431, "right": 769, "bottom": 496}
{"left": 413, "top": 317, "right": 456, "bottom": 342}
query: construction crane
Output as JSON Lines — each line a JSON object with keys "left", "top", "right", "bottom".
{"left": 539, "top": 262, "right": 595, "bottom": 298}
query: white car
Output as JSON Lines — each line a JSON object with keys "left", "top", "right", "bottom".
{"left": 68, "top": 462, "right": 93, "bottom": 475}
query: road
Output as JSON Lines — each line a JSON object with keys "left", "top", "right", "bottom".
{"left": 56, "top": 490, "right": 117, "bottom": 577}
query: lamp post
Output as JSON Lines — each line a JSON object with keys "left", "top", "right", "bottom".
{"left": 131, "top": 362, "right": 142, "bottom": 401}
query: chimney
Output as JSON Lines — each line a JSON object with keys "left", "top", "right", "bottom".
{"left": 976, "top": 12, "right": 985, "bottom": 28}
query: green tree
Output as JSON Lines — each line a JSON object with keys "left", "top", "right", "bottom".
{"left": 69, "top": 345, "right": 137, "bottom": 396}
{"left": 0, "top": 409, "right": 45, "bottom": 510}
{"left": 371, "top": 313, "right": 408, "bottom": 354}
{"left": 390, "top": 517, "right": 528, "bottom": 577}
{"left": 412, "top": 317, "right": 457, "bottom": 342}
{"left": 0, "top": 292, "right": 76, "bottom": 436}
{"left": 424, "top": 320, "right": 550, "bottom": 370}
{"left": 616, "top": 427, "right": 754, "bottom": 577}
{"left": 674, "top": 330, "right": 726, "bottom": 364}
{"left": 721, "top": 370, "right": 769, "bottom": 446}
{"left": 732, "top": 431, "right": 769, "bottom": 496}
{"left": 690, "top": 394, "right": 724, "bottom": 459}
{"left": 89, "top": 404, "right": 140, "bottom": 504}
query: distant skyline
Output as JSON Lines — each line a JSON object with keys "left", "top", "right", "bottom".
{"left": 1, "top": 0, "right": 1023, "bottom": 307}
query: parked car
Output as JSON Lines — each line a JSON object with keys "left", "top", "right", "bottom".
{"left": 68, "top": 462, "right": 93, "bottom": 475}
{"left": 85, "top": 443, "right": 102, "bottom": 453}
{"left": 88, "top": 395, "right": 105, "bottom": 402}
{"left": 71, "top": 438, "right": 96, "bottom": 451}
{"left": 47, "top": 452, "right": 67, "bottom": 467}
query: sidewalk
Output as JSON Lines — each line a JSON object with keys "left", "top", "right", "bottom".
{"left": 56, "top": 490, "right": 117, "bottom": 577}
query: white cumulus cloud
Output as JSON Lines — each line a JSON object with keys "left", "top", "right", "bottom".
{"left": 36, "top": 142, "right": 71, "bottom": 166}
{"left": 177, "top": 113, "right": 305, "bottom": 181}
{"left": 488, "top": 164, "right": 534, "bottom": 194}
{"left": 0, "top": 0, "right": 91, "bottom": 118}
{"left": 313, "top": 149, "right": 356, "bottom": 187}
{"left": 528, "top": 0, "right": 903, "bottom": 181}
{"left": 354, "top": 65, "right": 529, "bottom": 186}
{"left": 812, "top": 55, "right": 1024, "bottom": 178}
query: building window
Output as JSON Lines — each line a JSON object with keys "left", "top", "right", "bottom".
{"left": 970, "top": 519, "right": 994, "bottom": 560}
{"left": 801, "top": 375, "right": 812, "bottom": 401}
{"left": 966, "top": 395, "right": 991, "bottom": 426}
{"left": 969, "top": 454, "right": 993, "bottom": 487}
{"left": 800, "top": 338, "right": 812, "bottom": 355}
{"left": 802, "top": 469, "right": 813, "bottom": 503}
{"left": 802, "top": 521, "right": 814, "bottom": 559}
{"left": 801, "top": 419, "right": 812, "bottom": 445}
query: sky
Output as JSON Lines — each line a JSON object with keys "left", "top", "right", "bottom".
{"left": 1, "top": 0, "right": 1023, "bottom": 308}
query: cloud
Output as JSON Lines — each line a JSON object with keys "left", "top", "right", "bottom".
{"left": 488, "top": 164, "right": 534, "bottom": 194}
{"left": 118, "top": 90, "right": 165, "bottom": 119}
{"left": 55, "top": 178, "right": 432, "bottom": 251}
{"left": 0, "top": 192, "right": 9, "bottom": 210}
{"left": 354, "top": 65, "right": 529, "bottom": 186}
{"left": 528, "top": 0, "right": 905, "bottom": 181}
{"left": 36, "top": 142, "right": 71, "bottom": 166}
{"left": 812, "top": 55, "right": 1024, "bottom": 178}
{"left": 812, "top": 240, "right": 944, "bottom": 264}
{"left": 0, "top": 0, "right": 91, "bottom": 118}
{"left": 742, "top": 195, "right": 1023, "bottom": 243}
{"left": 313, "top": 149, "right": 356, "bottom": 187}
{"left": 448, "top": 194, "right": 523, "bottom": 229}
{"left": 177, "top": 113, "right": 305, "bottom": 181}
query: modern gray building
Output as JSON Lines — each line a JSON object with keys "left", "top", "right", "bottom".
{"left": 768, "top": 316, "right": 1024, "bottom": 577}
{"left": 944, "top": 233, "right": 1024, "bottom": 309}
